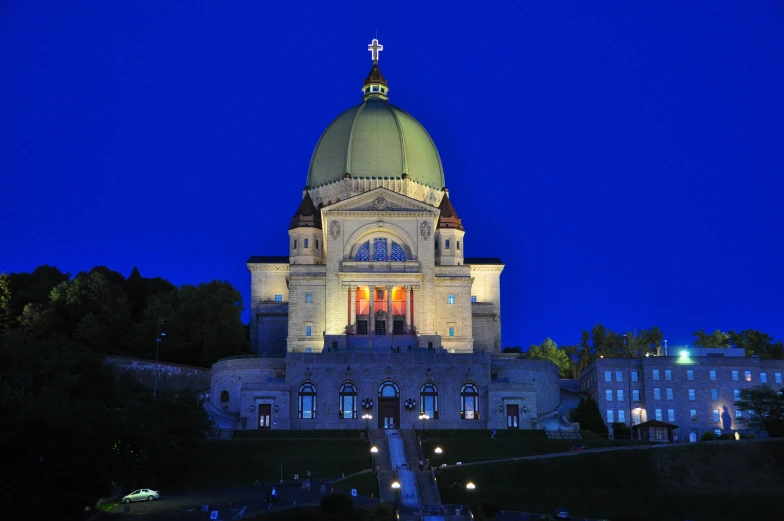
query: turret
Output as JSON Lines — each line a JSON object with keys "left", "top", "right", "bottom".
{"left": 434, "top": 188, "right": 465, "bottom": 266}
{"left": 289, "top": 190, "right": 324, "bottom": 265}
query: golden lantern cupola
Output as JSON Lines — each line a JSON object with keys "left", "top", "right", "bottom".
{"left": 362, "top": 39, "right": 389, "bottom": 101}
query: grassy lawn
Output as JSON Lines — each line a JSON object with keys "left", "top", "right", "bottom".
{"left": 163, "top": 439, "right": 371, "bottom": 491}
{"left": 421, "top": 430, "right": 650, "bottom": 466}
{"left": 332, "top": 471, "right": 379, "bottom": 498}
{"left": 435, "top": 440, "right": 784, "bottom": 521}
{"left": 234, "top": 429, "right": 368, "bottom": 440}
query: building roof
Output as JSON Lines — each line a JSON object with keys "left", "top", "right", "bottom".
{"left": 247, "top": 256, "right": 289, "bottom": 264}
{"left": 307, "top": 64, "right": 445, "bottom": 190}
{"left": 436, "top": 191, "right": 464, "bottom": 231}
{"left": 464, "top": 257, "right": 504, "bottom": 265}
{"left": 632, "top": 419, "right": 679, "bottom": 429}
{"left": 289, "top": 192, "right": 322, "bottom": 230}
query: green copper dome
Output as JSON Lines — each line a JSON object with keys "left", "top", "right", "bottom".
{"left": 307, "top": 97, "right": 445, "bottom": 190}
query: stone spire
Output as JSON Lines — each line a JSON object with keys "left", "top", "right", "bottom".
{"left": 289, "top": 191, "right": 322, "bottom": 230}
{"left": 436, "top": 189, "right": 464, "bottom": 231}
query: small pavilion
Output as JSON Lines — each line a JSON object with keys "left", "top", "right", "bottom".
{"left": 632, "top": 419, "right": 679, "bottom": 442}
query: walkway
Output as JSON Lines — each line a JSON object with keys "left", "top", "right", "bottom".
{"left": 385, "top": 429, "right": 420, "bottom": 506}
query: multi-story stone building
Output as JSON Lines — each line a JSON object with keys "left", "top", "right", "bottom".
{"left": 208, "top": 41, "right": 563, "bottom": 431}
{"left": 580, "top": 347, "right": 784, "bottom": 438}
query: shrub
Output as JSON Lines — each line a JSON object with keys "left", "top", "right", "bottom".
{"left": 718, "top": 433, "right": 735, "bottom": 440}
{"left": 701, "top": 431, "right": 716, "bottom": 441}
{"left": 739, "top": 432, "right": 756, "bottom": 440}
{"left": 320, "top": 493, "right": 353, "bottom": 514}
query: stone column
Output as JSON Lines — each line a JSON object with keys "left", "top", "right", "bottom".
{"left": 368, "top": 287, "right": 375, "bottom": 335}
{"left": 349, "top": 286, "right": 356, "bottom": 334}
{"left": 404, "top": 286, "right": 411, "bottom": 333}
{"left": 387, "top": 285, "right": 393, "bottom": 334}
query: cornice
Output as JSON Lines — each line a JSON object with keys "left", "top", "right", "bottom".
{"left": 248, "top": 264, "right": 290, "bottom": 272}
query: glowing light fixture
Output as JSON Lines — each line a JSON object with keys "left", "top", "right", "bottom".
{"left": 434, "top": 447, "right": 443, "bottom": 454}
{"left": 466, "top": 482, "right": 476, "bottom": 490}
{"left": 680, "top": 350, "right": 690, "bottom": 358}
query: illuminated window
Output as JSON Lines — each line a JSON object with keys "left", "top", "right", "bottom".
{"left": 379, "top": 380, "right": 399, "bottom": 398}
{"left": 687, "top": 370, "right": 694, "bottom": 381}
{"left": 733, "top": 389, "right": 740, "bottom": 401}
{"left": 606, "top": 390, "right": 613, "bottom": 401}
{"left": 274, "top": 294, "right": 283, "bottom": 302}
{"left": 665, "top": 370, "right": 672, "bottom": 381}
{"left": 618, "top": 410, "right": 625, "bottom": 423}
{"left": 420, "top": 383, "right": 439, "bottom": 419}
{"left": 305, "top": 326, "right": 312, "bottom": 336}
{"left": 653, "top": 388, "right": 661, "bottom": 400}
{"left": 471, "top": 295, "right": 477, "bottom": 303}
{"left": 372, "top": 86, "right": 379, "bottom": 92}
{"left": 655, "top": 409, "right": 662, "bottom": 421}
{"left": 732, "top": 370, "right": 739, "bottom": 381}
{"left": 373, "top": 238, "right": 388, "bottom": 261}
{"left": 745, "top": 371, "right": 751, "bottom": 382}
{"left": 339, "top": 382, "right": 357, "bottom": 419}
{"left": 711, "top": 389, "right": 718, "bottom": 400}
{"left": 668, "top": 409, "right": 675, "bottom": 422}
{"left": 688, "top": 389, "right": 695, "bottom": 401}
{"left": 448, "top": 326, "right": 455, "bottom": 337}
{"left": 617, "top": 390, "right": 624, "bottom": 401}
{"left": 616, "top": 371, "right": 623, "bottom": 382}
{"left": 736, "top": 410, "right": 742, "bottom": 419}
{"left": 761, "top": 372, "right": 767, "bottom": 383}
{"left": 306, "top": 293, "right": 312, "bottom": 303}
{"left": 391, "top": 242, "right": 406, "bottom": 261}
{"left": 445, "top": 239, "right": 450, "bottom": 249}
{"left": 666, "top": 388, "right": 673, "bottom": 400}
{"left": 304, "top": 238, "right": 309, "bottom": 248}
{"left": 632, "top": 371, "right": 639, "bottom": 382}
{"left": 605, "top": 371, "right": 612, "bottom": 382}
{"left": 714, "top": 429, "right": 721, "bottom": 437}
{"left": 777, "top": 373, "right": 783, "bottom": 384}
{"left": 448, "top": 294, "right": 455, "bottom": 304}
{"left": 632, "top": 389, "right": 641, "bottom": 402}
{"left": 710, "top": 370, "right": 716, "bottom": 381}
{"left": 356, "top": 241, "right": 370, "bottom": 261}
{"left": 690, "top": 409, "right": 697, "bottom": 422}
{"left": 652, "top": 370, "right": 660, "bottom": 381}
{"left": 460, "top": 383, "right": 478, "bottom": 419}
{"left": 298, "top": 383, "right": 317, "bottom": 419}
{"left": 713, "top": 409, "right": 720, "bottom": 423}
{"left": 607, "top": 410, "right": 614, "bottom": 423}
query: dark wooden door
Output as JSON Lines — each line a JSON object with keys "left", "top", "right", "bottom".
{"left": 258, "top": 404, "right": 271, "bottom": 429}
{"left": 506, "top": 404, "right": 519, "bottom": 429}
{"left": 393, "top": 321, "right": 404, "bottom": 334}
{"left": 375, "top": 321, "right": 386, "bottom": 335}
{"left": 357, "top": 321, "right": 368, "bottom": 335}
{"left": 378, "top": 398, "right": 399, "bottom": 429}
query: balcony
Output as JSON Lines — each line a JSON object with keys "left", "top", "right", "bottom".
{"left": 340, "top": 260, "right": 421, "bottom": 273}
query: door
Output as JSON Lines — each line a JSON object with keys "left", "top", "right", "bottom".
{"left": 375, "top": 320, "right": 386, "bottom": 335}
{"left": 379, "top": 401, "right": 399, "bottom": 429}
{"left": 357, "top": 320, "right": 368, "bottom": 335}
{"left": 258, "top": 404, "right": 271, "bottom": 429}
{"left": 393, "top": 320, "right": 404, "bottom": 334}
{"left": 506, "top": 404, "right": 519, "bottom": 429}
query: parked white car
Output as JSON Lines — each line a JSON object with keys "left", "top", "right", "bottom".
{"left": 122, "top": 489, "right": 160, "bottom": 503}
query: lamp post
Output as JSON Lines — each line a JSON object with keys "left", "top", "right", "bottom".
{"left": 434, "top": 447, "right": 443, "bottom": 454}
{"left": 466, "top": 482, "right": 476, "bottom": 490}
{"left": 153, "top": 319, "right": 166, "bottom": 401}
{"left": 370, "top": 446, "right": 378, "bottom": 472}
{"left": 419, "top": 413, "right": 429, "bottom": 436}
{"left": 391, "top": 481, "right": 400, "bottom": 511}
{"left": 361, "top": 398, "right": 374, "bottom": 432}
{"left": 362, "top": 413, "right": 373, "bottom": 431}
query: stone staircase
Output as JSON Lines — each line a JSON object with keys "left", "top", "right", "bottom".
{"left": 368, "top": 429, "right": 391, "bottom": 471}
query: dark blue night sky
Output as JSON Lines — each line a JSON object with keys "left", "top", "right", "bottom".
{"left": 2, "top": 1, "right": 782, "bottom": 349}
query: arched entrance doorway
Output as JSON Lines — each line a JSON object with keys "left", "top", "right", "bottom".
{"left": 378, "top": 381, "right": 400, "bottom": 429}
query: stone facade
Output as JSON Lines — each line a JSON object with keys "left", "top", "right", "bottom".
{"left": 580, "top": 348, "right": 784, "bottom": 437}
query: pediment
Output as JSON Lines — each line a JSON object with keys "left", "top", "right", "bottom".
{"left": 325, "top": 188, "right": 438, "bottom": 214}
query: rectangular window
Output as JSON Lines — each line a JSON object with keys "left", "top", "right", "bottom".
{"left": 711, "top": 389, "right": 718, "bottom": 400}
{"left": 655, "top": 409, "right": 662, "bottom": 421}
{"left": 668, "top": 409, "right": 675, "bottom": 422}
{"left": 457, "top": 240, "right": 461, "bottom": 250}
{"left": 687, "top": 370, "right": 694, "bottom": 381}
{"left": 377, "top": 289, "right": 384, "bottom": 299}
{"left": 606, "top": 390, "right": 613, "bottom": 401}
{"left": 714, "top": 429, "right": 722, "bottom": 437}
{"left": 616, "top": 371, "right": 623, "bottom": 382}
{"left": 665, "top": 370, "right": 672, "bottom": 381}
{"left": 445, "top": 239, "right": 450, "bottom": 249}
{"left": 666, "top": 388, "right": 673, "bottom": 400}
{"left": 632, "top": 389, "right": 640, "bottom": 402}
{"left": 713, "top": 409, "right": 720, "bottom": 423}
{"left": 607, "top": 410, "right": 614, "bottom": 423}
{"left": 690, "top": 409, "right": 697, "bottom": 422}
{"left": 632, "top": 371, "right": 639, "bottom": 382}
{"left": 617, "top": 390, "right": 624, "bottom": 401}
{"left": 448, "top": 326, "right": 455, "bottom": 337}
{"left": 305, "top": 325, "right": 312, "bottom": 336}
{"left": 710, "top": 370, "right": 716, "bottom": 381}
{"left": 471, "top": 295, "right": 477, "bottom": 303}
{"left": 736, "top": 410, "right": 742, "bottom": 419}
{"left": 294, "top": 239, "right": 297, "bottom": 249}
{"left": 688, "top": 389, "right": 696, "bottom": 401}
{"left": 306, "top": 293, "right": 312, "bottom": 303}
{"left": 653, "top": 388, "right": 661, "bottom": 400}
{"left": 732, "top": 370, "right": 739, "bottom": 381}
{"left": 304, "top": 238, "right": 309, "bottom": 248}
{"left": 745, "top": 370, "right": 752, "bottom": 382}
{"left": 605, "top": 371, "right": 612, "bottom": 382}
{"left": 274, "top": 294, "right": 283, "bottom": 302}
{"left": 315, "top": 239, "right": 319, "bottom": 249}
{"left": 760, "top": 372, "right": 767, "bottom": 383}
{"left": 653, "top": 370, "right": 660, "bottom": 381}
{"left": 776, "top": 373, "right": 783, "bottom": 384}
{"left": 618, "top": 410, "right": 625, "bottom": 423}
{"left": 733, "top": 389, "right": 740, "bottom": 401}
{"left": 447, "top": 294, "right": 455, "bottom": 304}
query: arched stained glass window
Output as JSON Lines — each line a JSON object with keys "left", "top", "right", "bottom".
{"left": 391, "top": 242, "right": 406, "bottom": 261}
{"left": 461, "top": 383, "right": 479, "bottom": 420}
{"left": 355, "top": 241, "right": 370, "bottom": 261}
{"left": 373, "top": 238, "right": 388, "bottom": 261}
{"left": 298, "top": 382, "right": 317, "bottom": 419}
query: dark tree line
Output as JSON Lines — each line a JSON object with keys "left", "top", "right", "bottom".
{"left": 0, "top": 265, "right": 249, "bottom": 367}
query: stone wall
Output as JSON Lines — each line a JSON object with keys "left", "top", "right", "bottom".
{"left": 105, "top": 355, "right": 210, "bottom": 392}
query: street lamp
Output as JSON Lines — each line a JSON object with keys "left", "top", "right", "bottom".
{"left": 362, "top": 413, "right": 373, "bottom": 431}
{"left": 434, "top": 447, "right": 443, "bottom": 454}
{"left": 370, "top": 446, "right": 378, "bottom": 472}
{"left": 361, "top": 398, "right": 374, "bottom": 412}
{"left": 153, "top": 319, "right": 166, "bottom": 401}
{"left": 391, "top": 481, "right": 400, "bottom": 510}
{"left": 466, "top": 482, "right": 476, "bottom": 490}
{"left": 419, "top": 413, "right": 429, "bottom": 436}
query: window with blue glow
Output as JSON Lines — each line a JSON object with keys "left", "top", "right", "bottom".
{"left": 306, "top": 326, "right": 312, "bottom": 336}
{"left": 355, "top": 241, "right": 370, "bottom": 261}
{"left": 391, "top": 242, "right": 406, "bottom": 261}
{"left": 373, "top": 238, "right": 388, "bottom": 261}
{"left": 448, "top": 294, "right": 455, "bottom": 304}
{"left": 449, "top": 326, "right": 455, "bottom": 337}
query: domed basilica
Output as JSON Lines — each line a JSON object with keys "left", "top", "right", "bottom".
{"left": 209, "top": 40, "right": 561, "bottom": 431}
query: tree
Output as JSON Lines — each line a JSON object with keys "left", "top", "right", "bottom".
{"left": 734, "top": 385, "right": 784, "bottom": 436}
{"left": 728, "top": 329, "right": 784, "bottom": 359}
{"left": 502, "top": 346, "right": 522, "bottom": 353}
{"left": 572, "top": 397, "right": 608, "bottom": 435}
{"left": 7, "top": 265, "right": 70, "bottom": 317}
{"left": 0, "top": 272, "right": 11, "bottom": 333}
{"left": 367, "top": 504, "right": 397, "bottom": 521}
{"left": 525, "top": 338, "right": 570, "bottom": 377}
{"left": 692, "top": 328, "right": 731, "bottom": 348}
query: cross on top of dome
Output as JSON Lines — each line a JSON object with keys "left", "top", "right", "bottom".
{"left": 368, "top": 38, "right": 383, "bottom": 62}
